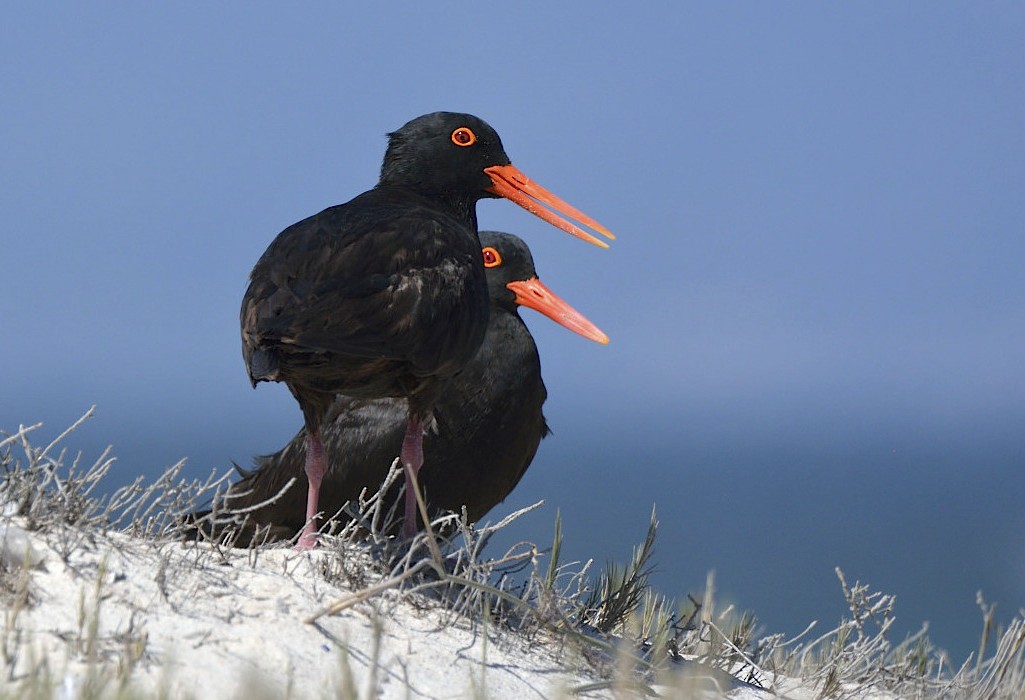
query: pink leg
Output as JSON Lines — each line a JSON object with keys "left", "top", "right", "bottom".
{"left": 400, "top": 415, "right": 426, "bottom": 538}
{"left": 297, "top": 430, "right": 327, "bottom": 550}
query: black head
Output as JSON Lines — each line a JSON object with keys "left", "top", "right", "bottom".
{"left": 378, "top": 112, "right": 615, "bottom": 248}
{"left": 479, "top": 230, "right": 536, "bottom": 309}
{"left": 478, "top": 230, "right": 609, "bottom": 344}
{"left": 379, "top": 112, "right": 511, "bottom": 198}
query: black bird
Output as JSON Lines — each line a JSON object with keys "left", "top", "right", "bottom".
{"left": 241, "top": 113, "right": 613, "bottom": 548}
{"left": 218, "top": 232, "right": 607, "bottom": 543}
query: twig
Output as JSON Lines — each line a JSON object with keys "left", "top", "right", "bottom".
{"left": 0, "top": 422, "right": 43, "bottom": 452}
{"left": 305, "top": 559, "right": 431, "bottom": 623}
{"left": 39, "top": 406, "right": 96, "bottom": 463}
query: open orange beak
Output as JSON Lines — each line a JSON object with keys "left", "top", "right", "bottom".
{"left": 484, "top": 164, "right": 615, "bottom": 249}
{"left": 506, "top": 277, "right": 609, "bottom": 345}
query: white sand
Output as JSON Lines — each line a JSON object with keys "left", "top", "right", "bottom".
{"left": 3, "top": 521, "right": 624, "bottom": 698}
{"left": 2, "top": 518, "right": 907, "bottom": 699}
{"left": 0, "top": 512, "right": 651, "bottom": 696}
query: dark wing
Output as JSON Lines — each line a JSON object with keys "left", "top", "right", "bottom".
{"left": 241, "top": 190, "right": 488, "bottom": 384}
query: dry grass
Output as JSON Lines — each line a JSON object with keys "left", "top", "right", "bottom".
{"left": 2, "top": 408, "right": 1024, "bottom": 699}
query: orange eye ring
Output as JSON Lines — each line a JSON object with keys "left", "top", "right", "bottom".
{"left": 482, "top": 246, "right": 502, "bottom": 268}
{"left": 451, "top": 127, "right": 477, "bottom": 147}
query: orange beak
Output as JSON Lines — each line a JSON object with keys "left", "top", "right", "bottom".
{"left": 484, "top": 164, "right": 615, "bottom": 249}
{"left": 506, "top": 277, "right": 609, "bottom": 345}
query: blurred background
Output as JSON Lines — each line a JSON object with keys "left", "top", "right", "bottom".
{"left": 3, "top": 4, "right": 1023, "bottom": 661}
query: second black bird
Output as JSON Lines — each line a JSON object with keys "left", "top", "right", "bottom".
{"left": 221, "top": 231, "right": 607, "bottom": 544}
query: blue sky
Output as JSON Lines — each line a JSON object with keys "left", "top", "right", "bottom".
{"left": 3, "top": 4, "right": 1024, "bottom": 660}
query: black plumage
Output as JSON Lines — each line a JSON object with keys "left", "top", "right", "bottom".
{"left": 240, "top": 112, "right": 613, "bottom": 548}
{"left": 218, "top": 232, "right": 607, "bottom": 544}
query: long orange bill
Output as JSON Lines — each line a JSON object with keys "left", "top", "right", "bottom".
{"left": 484, "top": 164, "right": 615, "bottom": 249}
{"left": 506, "top": 277, "right": 609, "bottom": 345}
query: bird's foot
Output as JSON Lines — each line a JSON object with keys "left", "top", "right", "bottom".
{"left": 295, "top": 525, "right": 319, "bottom": 551}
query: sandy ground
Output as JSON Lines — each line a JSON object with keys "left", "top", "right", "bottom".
{"left": 1, "top": 517, "right": 898, "bottom": 700}
{"left": 2, "top": 518, "right": 629, "bottom": 699}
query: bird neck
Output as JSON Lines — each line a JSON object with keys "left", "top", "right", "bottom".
{"left": 477, "top": 310, "right": 540, "bottom": 380}
{"left": 434, "top": 193, "right": 479, "bottom": 233}
{"left": 375, "top": 184, "right": 480, "bottom": 233}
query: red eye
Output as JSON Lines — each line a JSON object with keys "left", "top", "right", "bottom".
{"left": 482, "top": 246, "right": 502, "bottom": 268}
{"left": 451, "top": 127, "right": 477, "bottom": 147}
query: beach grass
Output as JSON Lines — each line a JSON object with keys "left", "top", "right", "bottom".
{"left": 2, "top": 408, "right": 1023, "bottom": 699}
